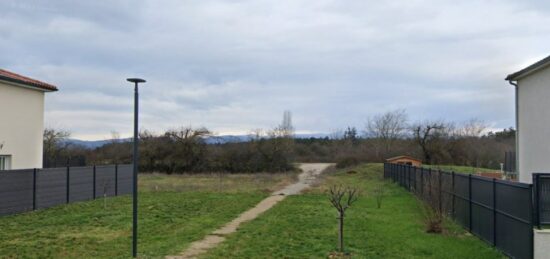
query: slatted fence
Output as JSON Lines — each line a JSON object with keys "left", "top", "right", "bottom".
{"left": 384, "top": 163, "right": 533, "bottom": 259}
{"left": 0, "top": 164, "right": 132, "bottom": 216}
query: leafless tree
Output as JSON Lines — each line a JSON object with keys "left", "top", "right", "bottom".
{"left": 273, "top": 110, "right": 294, "bottom": 138}
{"left": 43, "top": 128, "right": 71, "bottom": 167}
{"left": 329, "top": 185, "right": 359, "bottom": 253}
{"left": 366, "top": 109, "right": 408, "bottom": 159}
{"left": 411, "top": 121, "right": 451, "bottom": 164}
{"left": 102, "top": 178, "right": 111, "bottom": 209}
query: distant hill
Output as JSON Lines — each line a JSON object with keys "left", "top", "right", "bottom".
{"left": 65, "top": 133, "right": 331, "bottom": 149}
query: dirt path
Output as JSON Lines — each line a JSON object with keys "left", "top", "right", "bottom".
{"left": 166, "top": 163, "right": 332, "bottom": 259}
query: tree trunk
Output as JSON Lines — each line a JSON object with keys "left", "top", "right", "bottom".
{"left": 339, "top": 213, "right": 344, "bottom": 252}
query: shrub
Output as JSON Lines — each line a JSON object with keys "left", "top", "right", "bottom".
{"left": 336, "top": 156, "right": 361, "bottom": 169}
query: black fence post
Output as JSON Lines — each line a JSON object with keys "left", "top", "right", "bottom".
{"left": 535, "top": 174, "right": 541, "bottom": 229}
{"left": 420, "top": 168, "right": 424, "bottom": 197}
{"left": 428, "top": 168, "right": 432, "bottom": 201}
{"left": 451, "top": 171, "right": 455, "bottom": 218}
{"left": 493, "top": 178, "right": 497, "bottom": 246}
{"left": 468, "top": 174, "right": 473, "bottom": 232}
{"left": 32, "top": 168, "right": 37, "bottom": 210}
{"left": 115, "top": 164, "right": 119, "bottom": 196}
{"left": 66, "top": 165, "right": 70, "bottom": 204}
{"left": 408, "top": 165, "right": 411, "bottom": 191}
{"left": 438, "top": 170, "right": 442, "bottom": 214}
{"left": 93, "top": 165, "right": 96, "bottom": 199}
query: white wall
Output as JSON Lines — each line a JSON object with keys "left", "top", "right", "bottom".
{"left": 0, "top": 81, "right": 45, "bottom": 169}
{"left": 534, "top": 229, "right": 550, "bottom": 259}
{"left": 517, "top": 65, "right": 550, "bottom": 183}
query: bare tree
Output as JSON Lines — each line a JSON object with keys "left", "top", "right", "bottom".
{"left": 274, "top": 110, "right": 294, "bottom": 138}
{"left": 102, "top": 178, "right": 111, "bottom": 209}
{"left": 43, "top": 128, "right": 71, "bottom": 167}
{"left": 411, "top": 121, "right": 450, "bottom": 164}
{"left": 454, "top": 119, "right": 487, "bottom": 137}
{"left": 366, "top": 109, "right": 408, "bottom": 158}
{"left": 329, "top": 186, "right": 359, "bottom": 253}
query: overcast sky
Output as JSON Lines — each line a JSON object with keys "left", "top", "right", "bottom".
{"left": 1, "top": 0, "right": 550, "bottom": 140}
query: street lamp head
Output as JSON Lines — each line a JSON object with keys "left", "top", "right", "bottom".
{"left": 127, "top": 78, "right": 146, "bottom": 84}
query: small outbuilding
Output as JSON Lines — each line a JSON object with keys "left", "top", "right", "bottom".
{"left": 385, "top": 155, "right": 422, "bottom": 167}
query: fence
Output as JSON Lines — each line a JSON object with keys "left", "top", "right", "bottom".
{"left": 384, "top": 163, "right": 533, "bottom": 259}
{"left": 0, "top": 164, "right": 133, "bottom": 216}
{"left": 533, "top": 173, "right": 550, "bottom": 228}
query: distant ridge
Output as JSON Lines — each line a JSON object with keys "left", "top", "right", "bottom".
{"left": 64, "top": 133, "right": 331, "bottom": 149}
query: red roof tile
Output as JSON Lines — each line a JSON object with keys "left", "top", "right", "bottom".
{"left": 0, "top": 69, "right": 58, "bottom": 91}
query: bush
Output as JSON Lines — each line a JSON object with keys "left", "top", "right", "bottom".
{"left": 336, "top": 156, "right": 361, "bottom": 169}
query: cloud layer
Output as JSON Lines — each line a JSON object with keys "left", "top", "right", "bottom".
{"left": 1, "top": 0, "right": 549, "bottom": 139}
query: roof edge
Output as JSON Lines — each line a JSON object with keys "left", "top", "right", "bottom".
{"left": 0, "top": 74, "right": 58, "bottom": 92}
{"left": 0, "top": 76, "right": 58, "bottom": 92}
{"left": 506, "top": 55, "right": 550, "bottom": 81}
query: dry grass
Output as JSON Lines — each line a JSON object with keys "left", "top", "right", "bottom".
{"left": 139, "top": 172, "right": 299, "bottom": 194}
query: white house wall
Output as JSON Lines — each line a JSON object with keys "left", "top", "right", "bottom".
{"left": 0, "top": 81, "right": 45, "bottom": 169}
{"left": 517, "top": 65, "right": 550, "bottom": 183}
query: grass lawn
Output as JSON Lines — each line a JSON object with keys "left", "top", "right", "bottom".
{"left": 202, "top": 164, "right": 504, "bottom": 259}
{"left": 423, "top": 164, "right": 497, "bottom": 174}
{"left": 0, "top": 172, "right": 295, "bottom": 258}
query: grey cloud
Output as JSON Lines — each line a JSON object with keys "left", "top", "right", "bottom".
{"left": 1, "top": 0, "right": 547, "bottom": 139}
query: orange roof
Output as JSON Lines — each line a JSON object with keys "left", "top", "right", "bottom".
{"left": 0, "top": 69, "right": 58, "bottom": 91}
{"left": 386, "top": 155, "right": 422, "bottom": 162}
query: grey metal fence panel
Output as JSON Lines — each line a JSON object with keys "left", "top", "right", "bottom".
{"left": 117, "top": 164, "right": 133, "bottom": 195}
{"left": 69, "top": 166, "right": 94, "bottom": 202}
{"left": 541, "top": 177, "right": 550, "bottom": 223}
{"left": 36, "top": 168, "right": 67, "bottom": 209}
{"left": 496, "top": 213, "right": 532, "bottom": 259}
{"left": 95, "top": 165, "right": 116, "bottom": 198}
{"left": 0, "top": 164, "right": 132, "bottom": 217}
{"left": 0, "top": 169, "right": 34, "bottom": 215}
{"left": 384, "top": 163, "right": 533, "bottom": 259}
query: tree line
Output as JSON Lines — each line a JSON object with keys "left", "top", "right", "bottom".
{"left": 44, "top": 110, "right": 515, "bottom": 173}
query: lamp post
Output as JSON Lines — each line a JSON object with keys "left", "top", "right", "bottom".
{"left": 127, "top": 77, "right": 146, "bottom": 258}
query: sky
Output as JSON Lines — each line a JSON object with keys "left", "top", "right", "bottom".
{"left": 1, "top": 0, "right": 550, "bottom": 140}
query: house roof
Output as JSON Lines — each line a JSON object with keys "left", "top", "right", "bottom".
{"left": 385, "top": 155, "right": 422, "bottom": 163}
{"left": 505, "top": 55, "right": 550, "bottom": 81}
{"left": 0, "top": 69, "right": 58, "bottom": 92}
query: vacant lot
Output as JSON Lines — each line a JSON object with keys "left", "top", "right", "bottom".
{"left": 423, "top": 164, "right": 496, "bottom": 174}
{"left": 202, "top": 164, "right": 504, "bottom": 258}
{"left": 0, "top": 172, "right": 296, "bottom": 258}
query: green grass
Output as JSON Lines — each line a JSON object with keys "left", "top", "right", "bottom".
{"left": 0, "top": 172, "right": 298, "bottom": 258}
{"left": 423, "top": 164, "right": 497, "bottom": 174}
{"left": 202, "top": 164, "right": 504, "bottom": 259}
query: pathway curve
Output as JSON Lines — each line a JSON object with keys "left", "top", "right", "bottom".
{"left": 166, "top": 163, "right": 332, "bottom": 259}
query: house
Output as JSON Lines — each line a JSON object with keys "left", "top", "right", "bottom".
{"left": 506, "top": 55, "right": 550, "bottom": 183}
{"left": 0, "top": 69, "right": 58, "bottom": 170}
{"left": 385, "top": 155, "right": 422, "bottom": 167}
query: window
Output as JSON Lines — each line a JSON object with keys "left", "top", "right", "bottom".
{"left": 0, "top": 155, "right": 11, "bottom": 170}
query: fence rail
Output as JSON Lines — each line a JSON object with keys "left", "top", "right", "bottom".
{"left": 384, "top": 163, "right": 533, "bottom": 259}
{"left": 0, "top": 164, "right": 133, "bottom": 216}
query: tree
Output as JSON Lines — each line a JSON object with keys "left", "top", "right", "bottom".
{"left": 43, "top": 128, "right": 71, "bottom": 167}
{"left": 343, "top": 126, "right": 358, "bottom": 145}
{"left": 411, "top": 121, "right": 449, "bottom": 164}
{"left": 366, "top": 109, "right": 408, "bottom": 158}
{"left": 329, "top": 185, "right": 359, "bottom": 253}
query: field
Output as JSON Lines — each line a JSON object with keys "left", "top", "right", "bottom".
{"left": 202, "top": 164, "right": 504, "bottom": 258}
{"left": 0, "top": 172, "right": 296, "bottom": 258}
{"left": 0, "top": 165, "right": 504, "bottom": 258}
{"left": 422, "top": 164, "right": 497, "bottom": 174}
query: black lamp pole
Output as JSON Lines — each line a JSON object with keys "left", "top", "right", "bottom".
{"left": 127, "top": 77, "right": 146, "bottom": 258}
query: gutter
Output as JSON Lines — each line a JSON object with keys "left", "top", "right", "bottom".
{"left": 507, "top": 79, "right": 519, "bottom": 174}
